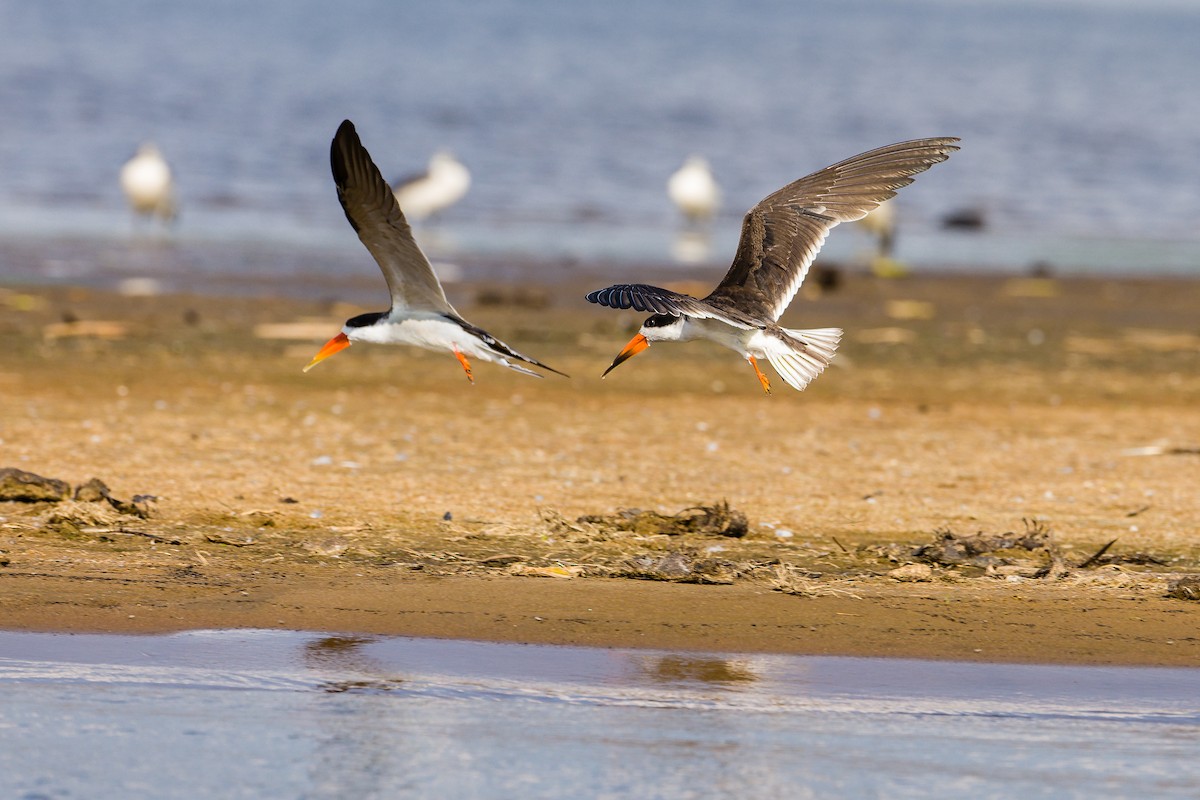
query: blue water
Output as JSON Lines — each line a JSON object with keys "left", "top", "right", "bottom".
{"left": 3, "top": 0, "right": 1200, "bottom": 282}
{"left": 1, "top": 630, "right": 1199, "bottom": 799}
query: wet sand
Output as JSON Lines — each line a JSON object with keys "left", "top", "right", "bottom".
{"left": 2, "top": 267, "right": 1199, "bottom": 666}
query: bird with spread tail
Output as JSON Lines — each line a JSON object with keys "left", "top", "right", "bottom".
{"left": 586, "top": 137, "right": 959, "bottom": 394}
{"left": 304, "top": 121, "right": 566, "bottom": 382}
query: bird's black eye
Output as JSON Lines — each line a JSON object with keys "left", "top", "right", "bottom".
{"left": 644, "top": 314, "right": 673, "bottom": 329}
{"left": 644, "top": 317, "right": 658, "bottom": 328}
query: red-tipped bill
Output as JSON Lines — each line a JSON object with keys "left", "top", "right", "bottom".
{"left": 601, "top": 333, "right": 649, "bottom": 377}
{"left": 303, "top": 332, "right": 351, "bottom": 372}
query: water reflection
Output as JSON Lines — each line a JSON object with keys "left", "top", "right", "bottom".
{"left": 2, "top": 631, "right": 1199, "bottom": 798}
{"left": 634, "top": 655, "right": 759, "bottom": 686}
{"left": 303, "top": 635, "right": 410, "bottom": 694}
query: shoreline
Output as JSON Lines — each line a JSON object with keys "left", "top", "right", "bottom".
{"left": 2, "top": 570, "right": 1199, "bottom": 668}
{"left": 2, "top": 269, "right": 1199, "bottom": 667}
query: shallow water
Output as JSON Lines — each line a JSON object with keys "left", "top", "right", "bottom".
{"left": 2, "top": 630, "right": 1198, "bottom": 798}
{"left": 2, "top": 0, "right": 1200, "bottom": 280}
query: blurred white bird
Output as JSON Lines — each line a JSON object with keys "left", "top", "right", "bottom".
{"left": 119, "top": 143, "right": 177, "bottom": 223}
{"left": 391, "top": 151, "right": 470, "bottom": 222}
{"left": 857, "top": 198, "right": 896, "bottom": 258}
{"left": 667, "top": 155, "right": 720, "bottom": 225}
{"left": 857, "top": 198, "right": 911, "bottom": 277}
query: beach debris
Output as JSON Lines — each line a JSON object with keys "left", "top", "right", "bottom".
{"left": 0, "top": 468, "right": 71, "bottom": 502}
{"left": 302, "top": 538, "right": 351, "bottom": 557}
{"left": 513, "top": 564, "right": 581, "bottom": 579}
{"left": 479, "top": 553, "right": 523, "bottom": 567}
{"left": 204, "top": 533, "right": 257, "bottom": 547}
{"left": 1166, "top": 576, "right": 1200, "bottom": 601}
{"left": 578, "top": 501, "right": 749, "bottom": 538}
{"left": 618, "top": 550, "right": 736, "bottom": 584}
{"left": 38, "top": 500, "right": 129, "bottom": 536}
{"left": 888, "top": 563, "right": 933, "bottom": 582}
{"left": 769, "top": 565, "right": 861, "bottom": 598}
{"left": 74, "top": 477, "right": 153, "bottom": 519}
{"left": 912, "top": 521, "right": 1054, "bottom": 568}
{"left": 1076, "top": 538, "right": 1120, "bottom": 569}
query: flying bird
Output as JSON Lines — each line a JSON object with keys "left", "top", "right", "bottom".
{"left": 391, "top": 150, "right": 470, "bottom": 222}
{"left": 667, "top": 155, "right": 720, "bottom": 224}
{"left": 305, "top": 121, "right": 565, "bottom": 382}
{"left": 120, "top": 142, "right": 177, "bottom": 223}
{"left": 587, "top": 137, "right": 959, "bottom": 394}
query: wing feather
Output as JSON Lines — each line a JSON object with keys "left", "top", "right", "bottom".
{"left": 331, "top": 120, "right": 455, "bottom": 314}
{"left": 584, "top": 284, "right": 755, "bottom": 329}
{"left": 709, "top": 137, "right": 959, "bottom": 321}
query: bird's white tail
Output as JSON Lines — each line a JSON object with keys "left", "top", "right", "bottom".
{"left": 763, "top": 327, "right": 842, "bottom": 391}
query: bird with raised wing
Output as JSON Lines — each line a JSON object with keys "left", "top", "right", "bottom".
{"left": 305, "top": 121, "right": 566, "bottom": 382}
{"left": 587, "top": 137, "right": 959, "bottom": 394}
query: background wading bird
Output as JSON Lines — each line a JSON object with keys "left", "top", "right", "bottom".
{"left": 305, "top": 121, "right": 566, "bottom": 383}
{"left": 587, "top": 137, "right": 959, "bottom": 394}
{"left": 391, "top": 150, "right": 470, "bottom": 223}
{"left": 668, "top": 155, "right": 720, "bottom": 225}
{"left": 120, "top": 142, "right": 177, "bottom": 225}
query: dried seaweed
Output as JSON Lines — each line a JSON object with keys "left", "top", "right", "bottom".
{"left": 579, "top": 501, "right": 749, "bottom": 538}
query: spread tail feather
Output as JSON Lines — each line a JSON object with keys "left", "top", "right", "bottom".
{"left": 764, "top": 327, "right": 842, "bottom": 391}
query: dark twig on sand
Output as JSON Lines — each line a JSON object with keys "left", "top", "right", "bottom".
{"left": 1077, "top": 538, "right": 1120, "bottom": 570}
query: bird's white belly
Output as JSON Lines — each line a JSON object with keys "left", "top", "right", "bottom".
{"left": 684, "top": 318, "right": 763, "bottom": 358}
{"left": 350, "top": 316, "right": 495, "bottom": 360}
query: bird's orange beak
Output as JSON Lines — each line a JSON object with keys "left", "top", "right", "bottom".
{"left": 602, "top": 333, "right": 649, "bottom": 377}
{"left": 303, "top": 332, "right": 351, "bottom": 372}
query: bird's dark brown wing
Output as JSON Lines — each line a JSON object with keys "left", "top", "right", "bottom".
{"left": 331, "top": 120, "right": 455, "bottom": 314}
{"left": 584, "top": 284, "right": 756, "bottom": 328}
{"left": 708, "top": 137, "right": 960, "bottom": 321}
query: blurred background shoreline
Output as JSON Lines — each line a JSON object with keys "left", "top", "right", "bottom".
{"left": 3, "top": 0, "right": 1199, "bottom": 298}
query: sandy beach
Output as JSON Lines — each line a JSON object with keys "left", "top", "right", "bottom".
{"left": 2, "top": 266, "right": 1198, "bottom": 666}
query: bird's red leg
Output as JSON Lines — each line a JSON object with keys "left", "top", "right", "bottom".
{"left": 748, "top": 356, "right": 771, "bottom": 395}
{"left": 453, "top": 347, "right": 475, "bottom": 384}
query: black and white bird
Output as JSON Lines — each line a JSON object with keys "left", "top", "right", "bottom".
{"left": 587, "top": 138, "right": 959, "bottom": 394}
{"left": 305, "top": 121, "right": 565, "bottom": 382}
